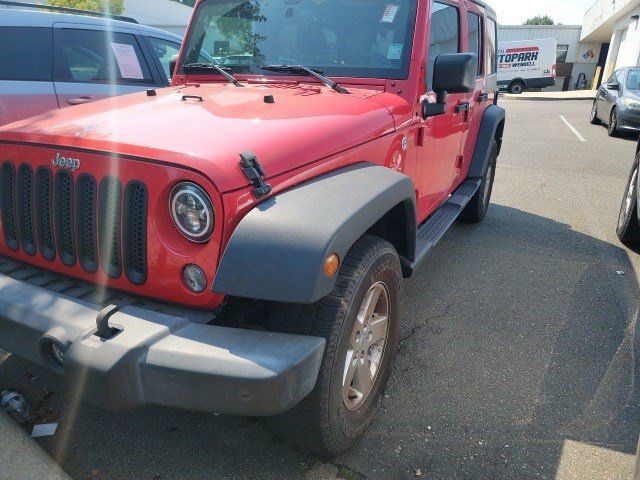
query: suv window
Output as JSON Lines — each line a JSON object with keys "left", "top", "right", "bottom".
{"left": 467, "top": 12, "right": 482, "bottom": 76}
{"left": 147, "top": 37, "right": 181, "bottom": 82}
{"left": 182, "top": 0, "right": 418, "bottom": 80}
{"left": 0, "top": 27, "right": 52, "bottom": 81}
{"left": 485, "top": 17, "right": 497, "bottom": 74}
{"left": 54, "top": 29, "right": 153, "bottom": 84}
{"left": 426, "top": 2, "right": 460, "bottom": 90}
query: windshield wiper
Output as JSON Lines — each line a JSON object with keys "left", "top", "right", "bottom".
{"left": 182, "top": 62, "right": 244, "bottom": 87}
{"left": 261, "top": 65, "right": 349, "bottom": 94}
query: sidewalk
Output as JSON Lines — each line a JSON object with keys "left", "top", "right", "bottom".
{"left": 0, "top": 412, "right": 71, "bottom": 480}
{"left": 503, "top": 90, "right": 597, "bottom": 101}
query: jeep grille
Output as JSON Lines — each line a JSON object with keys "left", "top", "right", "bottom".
{"left": 0, "top": 161, "right": 148, "bottom": 285}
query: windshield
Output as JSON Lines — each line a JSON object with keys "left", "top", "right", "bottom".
{"left": 181, "top": 0, "right": 417, "bottom": 80}
{"left": 627, "top": 69, "right": 640, "bottom": 90}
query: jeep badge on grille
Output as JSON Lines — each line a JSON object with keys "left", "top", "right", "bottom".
{"left": 52, "top": 153, "right": 80, "bottom": 171}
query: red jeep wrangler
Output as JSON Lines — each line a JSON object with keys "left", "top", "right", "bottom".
{"left": 0, "top": 0, "right": 503, "bottom": 456}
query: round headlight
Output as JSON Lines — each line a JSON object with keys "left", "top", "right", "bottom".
{"left": 170, "top": 182, "right": 214, "bottom": 243}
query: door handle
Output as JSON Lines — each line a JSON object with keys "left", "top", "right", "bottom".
{"left": 455, "top": 102, "right": 470, "bottom": 113}
{"left": 67, "top": 96, "right": 93, "bottom": 106}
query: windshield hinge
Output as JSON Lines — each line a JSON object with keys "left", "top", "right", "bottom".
{"left": 239, "top": 151, "right": 272, "bottom": 199}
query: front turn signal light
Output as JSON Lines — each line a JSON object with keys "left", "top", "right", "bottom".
{"left": 324, "top": 254, "right": 340, "bottom": 278}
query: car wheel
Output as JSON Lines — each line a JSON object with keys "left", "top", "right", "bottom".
{"left": 508, "top": 81, "right": 525, "bottom": 95}
{"left": 617, "top": 155, "right": 640, "bottom": 249}
{"left": 590, "top": 101, "right": 601, "bottom": 125}
{"left": 267, "top": 235, "right": 402, "bottom": 457}
{"left": 460, "top": 142, "right": 498, "bottom": 223}
{"left": 608, "top": 107, "right": 620, "bottom": 137}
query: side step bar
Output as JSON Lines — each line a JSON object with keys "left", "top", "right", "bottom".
{"left": 407, "top": 178, "right": 482, "bottom": 273}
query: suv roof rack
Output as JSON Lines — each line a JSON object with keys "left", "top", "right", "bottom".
{"left": 0, "top": 0, "right": 139, "bottom": 23}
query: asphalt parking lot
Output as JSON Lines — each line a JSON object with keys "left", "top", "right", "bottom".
{"left": 1, "top": 98, "right": 639, "bottom": 480}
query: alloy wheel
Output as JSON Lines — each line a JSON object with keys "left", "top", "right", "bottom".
{"left": 342, "top": 281, "right": 390, "bottom": 411}
{"left": 610, "top": 109, "right": 617, "bottom": 134}
{"left": 619, "top": 166, "right": 638, "bottom": 230}
{"left": 482, "top": 162, "right": 495, "bottom": 209}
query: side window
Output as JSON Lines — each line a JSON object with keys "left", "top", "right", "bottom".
{"left": 467, "top": 12, "right": 482, "bottom": 76}
{"left": 54, "top": 29, "right": 153, "bottom": 84}
{"left": 485, "top": 17, "right": 497, "bottom": 75}
{"left": 0, "top": 27, "right": 52, "bottom": 81}
{"left": 147, "top": 37, "right": 182, "bottom": 82}
{"left": 426, "top": 2, "right": 460, "bottom": 90}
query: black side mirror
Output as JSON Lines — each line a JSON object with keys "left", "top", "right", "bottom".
{"left": 169, "top": 54, "right": 179, "bottom": 79}
{"left": 433, "top": 53, "right": 478, "bottom": 93}
{"left": 607, "top": 82, "right": 620, "bottom": 91}
{"left": 422, "top": 53, "right": 478, "bottom": 119}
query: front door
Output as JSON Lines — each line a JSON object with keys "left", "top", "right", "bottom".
{"left": 415, "top": 0, "right": 467, "bottom": 221}
{"left": 601, "top": 70, "right": 621, "bottom": 120}
{"left": 52, "top": 24, "right": 157, "bottom": 108}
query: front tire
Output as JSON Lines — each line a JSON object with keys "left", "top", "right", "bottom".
{"left": 617, "top": 156, "right": 640, "bottom": 249}
{"left": 460, "top": 142, "right": 498, "bottom": 223}
{"left": 267, "top": 235, "right": 402, "bottom": 457}
{"left": 590, "top": 101, "right": 601, "bottom": 125}
{"left": 608, "top": 107, "right": 620, "bottom": 137}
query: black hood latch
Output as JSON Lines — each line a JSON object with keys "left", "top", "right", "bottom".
{"left": 239, "top": 151, "right": 272, "bottom": 199}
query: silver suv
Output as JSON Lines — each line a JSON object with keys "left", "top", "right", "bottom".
{"left": 0, "top": 4, "right": 183, "bottom": 126}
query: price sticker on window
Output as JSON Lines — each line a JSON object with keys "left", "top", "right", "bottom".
{"left": 381, "top": 4, "right": 399, "bottom": 23}
{"left": 110, "top": 42, "right": 144, "bottom": 80}
{"left": 387, "top": 43, "right": 403, "bottom": 60}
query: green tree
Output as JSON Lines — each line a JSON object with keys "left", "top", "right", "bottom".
{"left": 524, "top": 15, "right": 555, "bottom": 25}
{"left": 48, "top": 0, "right": 125, "bottom": 15}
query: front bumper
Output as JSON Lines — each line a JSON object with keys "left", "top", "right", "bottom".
{"left": 0, "top": 262, "right": 325, "bottom": 416}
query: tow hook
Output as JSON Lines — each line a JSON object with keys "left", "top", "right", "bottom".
{"left": 94, "top": 300, "right": 133, "bottom": 339}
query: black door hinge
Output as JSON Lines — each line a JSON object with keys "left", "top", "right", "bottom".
{"left": 239, "top": 151, "right": 272, "bottom": 199}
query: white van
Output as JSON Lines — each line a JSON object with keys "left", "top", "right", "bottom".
{"left": 498, "top": 38, "right": 557, "bottom": 94}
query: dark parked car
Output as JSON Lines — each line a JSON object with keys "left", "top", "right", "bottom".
{"left": 591, "top": 67, "right": 640, "bottom": 137}
{"left": 0, "top": 4, "right": 183, "bottom": 127}
{"left": 618, "top": 140, "right": 640, "bottom": 247}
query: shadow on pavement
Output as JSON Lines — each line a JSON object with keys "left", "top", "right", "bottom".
{"left": 343, "top": 204, "right": 640, "bottom": 479}
{"left": 0, "top": 204, "right": 639, "bottom": 479}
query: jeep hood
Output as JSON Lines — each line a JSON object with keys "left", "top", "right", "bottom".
{"left": 0, "top": 83, "right": 399, "bottom": 192}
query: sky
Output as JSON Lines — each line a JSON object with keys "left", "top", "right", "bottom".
{"left": 490, "top": 0, "right": 596, "bottom": 26}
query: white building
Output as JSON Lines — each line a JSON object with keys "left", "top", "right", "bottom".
{"left": 498, "top": 24, "right": 602, "bottom": 90}
{"left": 19, "top": 0, "right": 193, "bottom": 37}
{"left": 122, "top": 0, "right": 192, "bottom": 36}
{"left": 581, "top": 0, "right": 640, "bottom": 79}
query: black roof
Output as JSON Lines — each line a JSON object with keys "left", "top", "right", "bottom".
{"left": 468, "top": 0, "right": 497, "bottom": 17}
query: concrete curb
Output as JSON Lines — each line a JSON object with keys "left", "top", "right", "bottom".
{"left": 503, "top": 92, "right": 597, "bottom": 101}
{"left": 0, "top": 412, "right": 71, "bottom": 480}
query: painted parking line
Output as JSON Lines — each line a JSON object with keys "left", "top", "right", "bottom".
{"left": 559, "top": 115, "right": 587, "bottom": 142}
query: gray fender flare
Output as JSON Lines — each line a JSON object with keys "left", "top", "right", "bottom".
{"left": 467, "top": 104, "right": 506, "bottom": 179}
{"left": 213, "top": 163, "right": 416, "bottom": 304}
